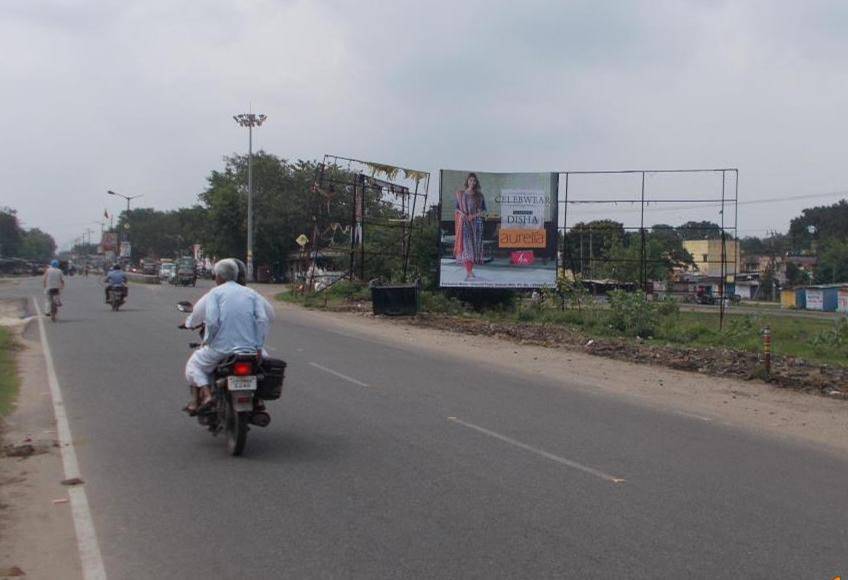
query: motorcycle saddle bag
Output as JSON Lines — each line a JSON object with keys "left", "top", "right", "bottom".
{"left": 257, "top": 357, "right": 286, "bottom": 400}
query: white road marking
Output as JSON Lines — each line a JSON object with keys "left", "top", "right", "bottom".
{"left": 447, "top": 417, "right": 626, "bottom": 484}
{"left": 672, "top": 410, "right": 713, "bottom": 422}
{"left": 34, "top": 299, "right": 108, "bottom": 580}
{"left": 308, "top": 362, "right": 371, "bottom": 388}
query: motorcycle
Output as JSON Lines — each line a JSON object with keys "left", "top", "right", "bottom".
{"left": 107, "top": 285, "right": 127, "bottom": 311}
{"left": 176, "top": 301, "right": 285, "bottom": 456}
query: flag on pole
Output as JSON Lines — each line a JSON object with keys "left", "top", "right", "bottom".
{"left": 104, "top": 209, "right": 109, "bottom": 219}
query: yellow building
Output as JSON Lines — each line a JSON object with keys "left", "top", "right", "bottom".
{"left": 683, "top": 239, "right": 740, "bottom": 277}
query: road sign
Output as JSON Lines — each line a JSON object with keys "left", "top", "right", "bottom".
{"left": 296, "top": 234, "right": 309, "bottom": 247}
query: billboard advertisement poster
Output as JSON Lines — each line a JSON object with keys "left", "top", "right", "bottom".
{"left": 100, "top": 232, "right": 119, "bottom": 254}
{"left": 120, "top": 242, "right": 132, "bottom": 258}
{"left": 439, "top": 170, "right": 558, "bottom": 288}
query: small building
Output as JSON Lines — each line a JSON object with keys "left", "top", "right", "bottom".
{"left": 838, "top": 287, "right": 848, "bottom": 313}
{"left": 795, "top": 288, "right": 806, "bottom": 309}
{"left": 732, "top": 273, "right": 760, "bottom": 300}
{"left": 801, "top": 285, "right": 841, "bottom": 312}
{"left": 805, "top": 287, "right": 824, "bottom": 311}
{"left": 684, "top": 239, "right": 740, "bottom": 278}
{"left": 780, "top": 288, "right": 797, "bottom": 309}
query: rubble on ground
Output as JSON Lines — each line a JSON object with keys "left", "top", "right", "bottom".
{"left": 404, "top": 313, "right": 848, "bottom": 399}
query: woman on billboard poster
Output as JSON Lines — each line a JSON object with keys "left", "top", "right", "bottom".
{"left": 454, "top": 172, "right": 487, "bottom": 280}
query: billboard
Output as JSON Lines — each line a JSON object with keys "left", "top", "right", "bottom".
{"left": 439, "top": 170, "right": 558, "bottom": 288}
{"left": 100, "top": 232, "right": 118, "bottom": 254}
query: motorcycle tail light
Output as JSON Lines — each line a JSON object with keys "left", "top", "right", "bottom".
{"left": 233, "top": 362, "right": 253, "bottom": 376}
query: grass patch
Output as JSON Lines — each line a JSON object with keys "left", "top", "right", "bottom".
{"left": 474, "top": 300, "right": 847, "bottom": 366}
{"left": 0, "top": 327, "right": 20, "bottom": 416}
{"left": 276, "top": 284, "right": 848, "bottom": 367}
{"left": 277, "top": 281, "right": 371, "bottom": 309}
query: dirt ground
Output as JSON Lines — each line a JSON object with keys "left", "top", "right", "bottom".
{"left": 277, "top": 301, "right": 848, "bottom": 457}
{"left": 0, "top": 298, "right": 81, "bottom": 580}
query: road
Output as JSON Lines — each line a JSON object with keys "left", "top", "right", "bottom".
{"left": 4, "top": 276, "right": 848, "bottom": 578}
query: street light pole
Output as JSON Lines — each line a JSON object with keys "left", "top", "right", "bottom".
{"left": 106, "top": 190, "right": 143, "bottom": 258}
{"left": 233, "top": 112, "right": 268, "bottom": 282}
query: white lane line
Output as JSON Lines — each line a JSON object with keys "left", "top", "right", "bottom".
{"left": 309, "top": 362, "right": 371, "bottom": 388}
{"left": 34, "top": 299, "right": 108, "bottom": 580}
{"left": 672, "top": 410, "right": 713, "bottom": 422}
{"left": 448, "top": 417, "right": 626, "bottom": 484}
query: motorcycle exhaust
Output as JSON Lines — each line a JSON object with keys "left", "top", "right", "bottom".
{"left": 249, "top": 411, "right": 271, "bottom": 427}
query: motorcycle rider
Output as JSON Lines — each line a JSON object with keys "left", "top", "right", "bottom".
{"left": 182, "top": 259, "right": 273, "bottom": 414}
{"left": 43, "top": 259, "right": 65, "bottom": 313}
{"left": 103, "top": 263, "right": 128, "bottom": 303}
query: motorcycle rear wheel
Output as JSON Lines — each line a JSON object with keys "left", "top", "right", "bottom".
{"left": 225, "top": 402, "right": 248, "bottom": 456}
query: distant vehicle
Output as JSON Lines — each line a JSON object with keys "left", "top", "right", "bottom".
{"left": 175, "top": 257, "right": 197, "bottom": 286}
{"left": 159, "top": 262, "right": 176, "bottom": 283}
{"left": 141, "top": 258, "right": 160, "bottom": 276}
{"left": 107, "top": 286, "right": 126, "bottom": 311}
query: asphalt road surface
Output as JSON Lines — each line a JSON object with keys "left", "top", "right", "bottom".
{"left": 4, "top": 276, "right": 848, "bottom": 579}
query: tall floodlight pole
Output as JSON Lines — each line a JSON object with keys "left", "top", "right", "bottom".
{"left": 233, "top": 112, "right": 268, "bottom": 282}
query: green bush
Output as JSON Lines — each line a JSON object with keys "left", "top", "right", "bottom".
{"left": 812, "top": 317, "right": 848, "bottom": 348}
{"left": 421, "top": 291, "right": 467, "bottom": 315}
{"left": 607, "top": 290, "right": 663, "bottom": 337}
{"left": 325, "top": 280, "right": 370, "bottom": 300}
{"left": 656, "top": 296, "right": 680, "bottom": 317}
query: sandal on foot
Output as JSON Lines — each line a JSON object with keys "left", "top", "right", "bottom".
{"left": 197, "top": 398, "right": 215, "bottom": 413}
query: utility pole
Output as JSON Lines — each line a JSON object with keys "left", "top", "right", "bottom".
{"left": 233, "top": 111, "right": 268, "bottom": 282}
{"left": 107, "top": 190, "right": 143, "bottom": 243}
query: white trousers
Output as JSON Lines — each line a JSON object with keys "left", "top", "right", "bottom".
{"left": 184, "top": 347, "right": 269, "bottom": 388}
{"left": 184, "top": 346, "right": 226, "bottom": 388}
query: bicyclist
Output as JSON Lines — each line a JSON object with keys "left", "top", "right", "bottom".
{"left": 43, "top": 259, "right": 65, "bottom": 313}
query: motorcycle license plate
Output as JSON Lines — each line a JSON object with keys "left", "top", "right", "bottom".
{"left": 227, "top": 376, "right": 257, "bottom": 391}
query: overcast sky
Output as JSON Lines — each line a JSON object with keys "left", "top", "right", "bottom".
{"left": 2, "top": 0, "right": 847, "bottom": 248}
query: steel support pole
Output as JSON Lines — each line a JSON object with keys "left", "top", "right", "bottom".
{"left": 247, "top": 124, "right": 254, "bottom": 282}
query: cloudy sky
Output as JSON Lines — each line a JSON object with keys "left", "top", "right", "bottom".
{"left": 2, "top": 0, "right": 847, "bottom": 247}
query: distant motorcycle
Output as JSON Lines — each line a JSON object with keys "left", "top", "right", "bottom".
{"left": 107, "top": 286, "right": 127, "bottom": 311}
{"left": 176, "top": 301, "right": 285, "bottom": 456}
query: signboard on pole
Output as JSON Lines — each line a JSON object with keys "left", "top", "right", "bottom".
{"left": 120, "top": 242, "right": 131, "bottom": 258}
{"left": 101, "top": 232, "right": 118, "bottom": 254}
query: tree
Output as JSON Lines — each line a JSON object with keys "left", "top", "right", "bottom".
{"left": 114, "top": 206, "right": 208, "bottom": 260}
{"left": 0, "top": 207, "right": 22, "bottom": 258}
{"left": 789, "top": 199, "right": 848, "bottom": 252}
{"left": 815, "top": 239, "right": 848, "bottom": 284}
{"left": 785, "top": 261, "right": 811, "bottom": 287}
{"left": 564, "top": 220, "right": 625, "bottom": 276}
{"left": 677, "top": 220, "right": 723, "bottom": 241}
{"left": 20, "top": 228, "right": 57, "bottom": 262}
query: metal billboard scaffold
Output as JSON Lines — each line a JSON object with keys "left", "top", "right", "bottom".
{"left": 301, "top": 154, "right": 430, "bottom": 292}
{"left": 558, "top": 168, "right": 739, "bottom": 328}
